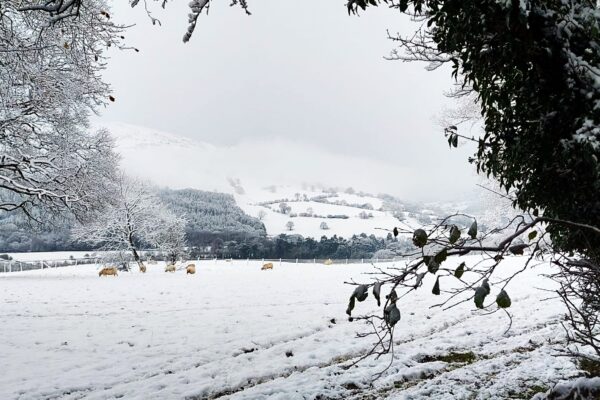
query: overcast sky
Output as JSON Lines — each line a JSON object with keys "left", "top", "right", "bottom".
{"left": 98, "top": 1, "right": 480, "bottom": 201}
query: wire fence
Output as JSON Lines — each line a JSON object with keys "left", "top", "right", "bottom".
{"left": 0, "top": 256, "right": 402, "bottom": 274}
{"left": 0, "top": 257, "right": 103, "bottom": 273}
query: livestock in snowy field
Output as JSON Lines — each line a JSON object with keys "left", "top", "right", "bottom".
{"left": 323, "top": 259, "right": 333, "bottom": 265}
{"left": 139, "top": 263, "right": 146, "bottom": 273}
{"left": 261, "top": 263, "right": 274, "bottom": 270}
{"left": 186, "top": 264, "right": 196, "bottom": 274}
{"left": 98, "top": 267, "right": 118, "bottom": 277}
{"left": 165, "top": 264, "right": 176, "bottom": 273}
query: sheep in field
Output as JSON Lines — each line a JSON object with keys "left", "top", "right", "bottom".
{"left": 165, "top": 264, "right": 176, "bottom": 273}
{"left": 99, "top": 267, "right": 118, "bottom": 277}
{"left": 261, "top": 263, "right": 274, "bottom": 270}
{"left": 139, "top": 263, "right": 147, "bottom": 273}
{"left": 323, "top": 259, "right": 333, "bottom": 266}
{"left": 186, "top": 264, "right": 196, "bottom": 274}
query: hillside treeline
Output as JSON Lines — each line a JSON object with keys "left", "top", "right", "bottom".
{"left": 0, "top": 188, "right": 412, "bottom": 259}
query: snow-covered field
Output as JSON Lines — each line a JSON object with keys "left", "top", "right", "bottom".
{"left": 0, "top": 257, "right": 583, "bottom": 399}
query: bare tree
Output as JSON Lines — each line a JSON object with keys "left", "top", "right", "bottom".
{"left": 279, "top": 202, "right": 291, "bottom": 214}
{"left": 153, "top": 212, "right": 188, "bottom": 264}
{"left": 257, "top": 209, "right": 267, "bottom": 221}
{"left": 286, "top": 220, "right": 294, "bottom": 231}
{"left": 552, "top": 258, "right": 600, "bottom": 363}
{"left": 72, "top": 175, "right": 168, "bottom": 269}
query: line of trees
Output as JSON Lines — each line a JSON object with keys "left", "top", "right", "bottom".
{"left": 198, "top": 233, "right": 414, "bottom": 261}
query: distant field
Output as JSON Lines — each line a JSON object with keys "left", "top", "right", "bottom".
{"left": 0, "top": 257, "right": 578, "bottom": 399}
{"left": 4, "top": 251, "right": 98, "bottom": 262}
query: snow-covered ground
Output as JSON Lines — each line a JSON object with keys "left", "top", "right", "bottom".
{"left": 0, "top": 256, "right": 583, "bottom": 399}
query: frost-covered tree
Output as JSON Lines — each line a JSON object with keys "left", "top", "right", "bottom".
{"left": 153, "top": 212, "right": 188, "bottom": 264}
{"left": 351, "top": 0, "right": 600, "bottom": 257}
{"left": 257, "top": 210, "right": 267, "bottom": 221}
{"left": 342, "top": 0, "right": 600, "bottom": 369}
{"left": 286, "top": 221, "right": 294, "bottom": 231}
{"left": 1, "top": 0, "right": 122, "bottom": 220}
{"left": 15, "top": 0, "right": 250, "bottom": 43}
{"left": 279, "top": 202, "right": 291, "bottom": 214}
{"left": 72, "top": 175, "right": 168, "bottom": 268}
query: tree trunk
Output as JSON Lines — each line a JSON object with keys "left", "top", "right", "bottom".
{"left": 126, "top": 213, "right": 144, "bottom": 269}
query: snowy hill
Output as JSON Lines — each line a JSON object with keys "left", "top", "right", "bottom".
{"left": 236, "top": 185, "right": 423, "bottom": 239}
{"left": 100, "top": 122, "right": 462, "bottom": 239}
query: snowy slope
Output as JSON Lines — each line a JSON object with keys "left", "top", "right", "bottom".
{"left": 236, "top": 185, "right": 404, "bottom": 238}
{"left": 100, "top": 121, "right": 420, "bottom": 199}
{"left": 0, "top": 256, "right": 584, "bottom": 399}
{"left": 99, "top": 122, "right": 445, "bottom": 239}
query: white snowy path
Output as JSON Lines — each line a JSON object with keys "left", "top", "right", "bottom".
{"left": 0, "top": 258, "right": 582, "bottom": 399}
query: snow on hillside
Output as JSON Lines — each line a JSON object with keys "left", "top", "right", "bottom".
{"left": 99, "top": 121, "right": 421, "bottom": 199}
{"left": 97, "top": 122, "right": 434, "bottom": 239}
{"left": 97, "top": 122, "right": 485, "bottom": 240}
{"left": 0, "top": 256, "right": 583, "bottom": 399}
{"left": 235, "top": 185, "right": 416, "bottom": 239}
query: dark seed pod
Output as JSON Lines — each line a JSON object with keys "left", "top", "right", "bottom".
{"left": 373, "top": 282, "right": 382, "bottom": 307}
{"left": 474, "top": 286, "right": 488, "bottom": 309}
{"left": 468, "top": 220, "right": 478, "bottom": 239}
{"left": 454, "top": 262, "right": 466, "bottom": 279}
{"left": 353, "top": 285, "right": 369, "bottom": 302}
{"left": 449, "top": 225, "right": 461, "bottom": 244}
{"left": 496, "top": 289, "right": 511, "bottom": 308}
{"left": 384, "top": 303, "right": 401, "bottom": 327}
{"left": 412, "top": 229, "right": 428, "bottom": 248}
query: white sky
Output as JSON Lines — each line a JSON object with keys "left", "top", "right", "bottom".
{"left": 98, "top": 0, "right": 480, "bottom": 201}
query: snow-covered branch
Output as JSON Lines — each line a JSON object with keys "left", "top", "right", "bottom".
{"left": 72, "top": 175, "right": 188, "bottom": 266}
{"left": 0, "top": 1, "right": 122, "bottom": 220}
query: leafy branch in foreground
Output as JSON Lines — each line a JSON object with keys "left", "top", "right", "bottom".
{"left": 344, "top": 213, "right": 600, "bottom": 380}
